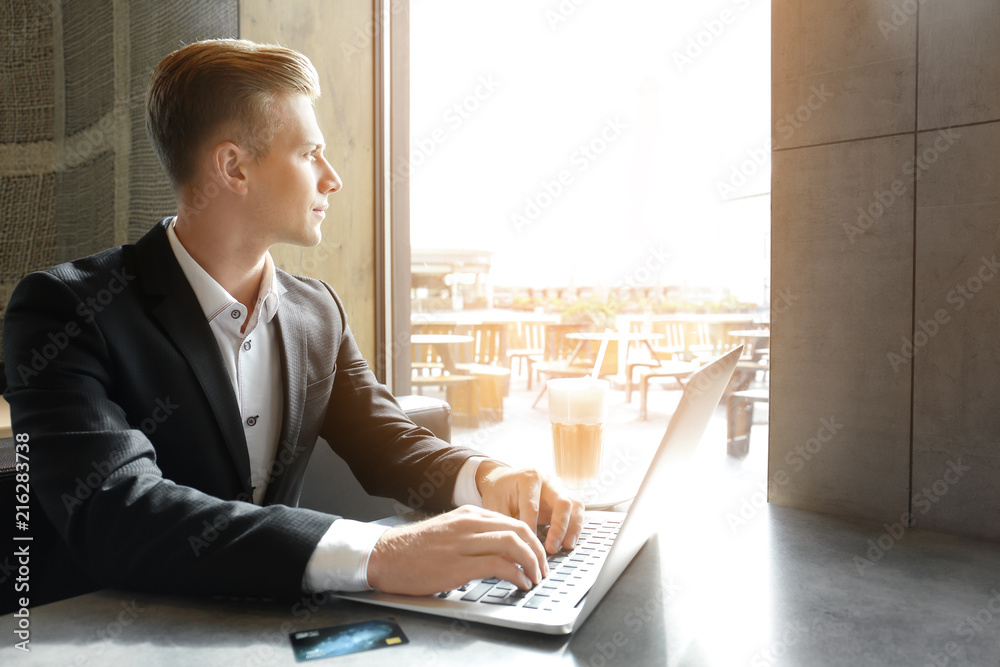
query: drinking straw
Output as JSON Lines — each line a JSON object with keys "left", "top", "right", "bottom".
{"left": 590, "top": 328, "right": 613, "bottom": 379}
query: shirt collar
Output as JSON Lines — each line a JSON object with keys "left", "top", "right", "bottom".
{"left": 166, "top": 217, "right": 283, "bottom": 326}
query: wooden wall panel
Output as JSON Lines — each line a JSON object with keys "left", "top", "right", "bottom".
{"left": 241, "top": 0, "right": 378, "bottom": 363}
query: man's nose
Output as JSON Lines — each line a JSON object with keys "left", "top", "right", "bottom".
{"left": 321, "top": 159, "right": 342, "bottom": 194}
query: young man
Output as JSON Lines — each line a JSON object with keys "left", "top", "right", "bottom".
{"left": 3, "top": 39, "right": 582, "bottom": 605}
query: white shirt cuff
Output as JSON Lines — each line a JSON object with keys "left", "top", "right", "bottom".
{"left": 453, "top": 456, "right": 488, "bottom": 507}
{"left": 302, "top": 519, "right": 390, "bottom": 592}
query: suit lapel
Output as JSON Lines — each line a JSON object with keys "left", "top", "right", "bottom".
{"left": 264, "top": 277, "right": 307, "bottom": 504}
{"left": 131, "top": 220, "right": 253, "bottom": 497}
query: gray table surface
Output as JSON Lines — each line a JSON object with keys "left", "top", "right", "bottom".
{"left": 3, "top": 503, "right": 1000, "bottom": 666}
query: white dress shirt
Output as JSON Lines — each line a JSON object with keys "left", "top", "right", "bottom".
{"left": 165, "top": 219, "right": 484, "bottom": 592}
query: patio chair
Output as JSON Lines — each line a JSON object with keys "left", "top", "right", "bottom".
{"left": 411, "top": 368, "right": 480, "bottom": 427}
{"left": 526, "top": 322, "right": 587, "bottom": 390}
{"left": 410, "top": 322, "right": 455, "bottom": 374}
{"left": 529, "top": 323, "right": 604, "bottom": 408}
{"left": 726, "top": 388, "right": 769, "bottom": 458}
{"left": 455, "top": 323, "right": 511, "bottom": 421}
{"left": 506, "top": 319, "right": 548, "bottom": 379}
{"left": 624, "top": 319, "right": 686, "bottom": 400}
{"left": 411, "top": 330, "right": 481, "bottom": 426}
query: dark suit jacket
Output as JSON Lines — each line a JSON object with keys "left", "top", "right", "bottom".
{"left": 3, "top": 219, "right": 478, "bottom": 604}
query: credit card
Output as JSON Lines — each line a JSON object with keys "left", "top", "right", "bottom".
{"left": 289, "top": 618, "right": 409, "bottom": 662}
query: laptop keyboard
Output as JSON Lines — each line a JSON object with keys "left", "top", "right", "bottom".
{"left": 435, "top": 515, "right": 622, "bottom": 612}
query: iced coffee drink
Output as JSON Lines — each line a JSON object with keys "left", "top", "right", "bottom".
{"left": 547, "top": 377, "right": 609, "bottom": 489}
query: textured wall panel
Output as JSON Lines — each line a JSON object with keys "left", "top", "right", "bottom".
{"left": 919, "top": 0, "right": 1000, "bottom": 129}
{"left": 0, "top": 1, "right": 54, "bottom": 143}
{"left": 772, "top": 0, "right": 916, "bottom": 149}
{"left": 62, "top": 0, "right": 113, "bottom": 137}
{"left": 912, "top": 122, "right": 1000, "bottom": 540}
{"left": 770, "top": 136, "right": 913, "bottom": 521}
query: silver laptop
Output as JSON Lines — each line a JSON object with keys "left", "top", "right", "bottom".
{"left": 336, "top": 346, "right": 743, "bottom": 635}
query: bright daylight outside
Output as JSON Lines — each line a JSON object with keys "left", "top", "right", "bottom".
{"left": 407, "top": 0, "right": 771, "bottom": 512}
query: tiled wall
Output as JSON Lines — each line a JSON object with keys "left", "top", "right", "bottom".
{"left": 770, "top": 0, "right": 1000, "bottom": 541}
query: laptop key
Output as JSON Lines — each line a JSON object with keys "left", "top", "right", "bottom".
{"left": 524, "top": 596, "right": 546, "bottom": 610}
{"left": 461, "top": 583, "right": 495, "bottom": 601}
{"left": 481, "top": 596, "right": 519, "bottom": 606}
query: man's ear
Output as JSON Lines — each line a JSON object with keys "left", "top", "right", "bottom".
{"left": 212, "top": 141, "right": 249, "bottom": 195}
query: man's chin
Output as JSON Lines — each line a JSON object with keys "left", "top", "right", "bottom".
{"left": 276, "top": 229, "right": 323, "bottom": 249}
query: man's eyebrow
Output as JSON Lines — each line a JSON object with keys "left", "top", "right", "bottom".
{"left": 300, "top": 142, "right": 325, "bottom": 151}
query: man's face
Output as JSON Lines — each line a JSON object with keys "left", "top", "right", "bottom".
{"left": 244, "top": 94, "right": 341, "bottom": 247}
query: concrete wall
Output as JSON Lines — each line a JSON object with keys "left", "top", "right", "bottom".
{"left": 770, "top": 0, "right": 1000, "bottom": 541}
{"left": 241, "top": 0, "right": 380, "bottom": 364}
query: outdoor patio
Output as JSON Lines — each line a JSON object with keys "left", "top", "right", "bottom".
{"left": 416, "top": 364, "right": 771, "bottom": 515}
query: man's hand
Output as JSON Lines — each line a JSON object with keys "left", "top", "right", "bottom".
{"left": 366, "top": 505, "right": 548, "bottom": 596}
{"left": 475, "top": 460, "right": 585, "bottom": 555}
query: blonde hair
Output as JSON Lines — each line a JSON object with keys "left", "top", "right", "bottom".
{"left": 145, "top": 39, "right": 321, "bottom": 187}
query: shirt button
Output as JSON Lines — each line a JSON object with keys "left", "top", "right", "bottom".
{"left": 246, "top": 416, "right": 258, "bottom": 427}
{"left": 243, "top": 340, "right": 252, "bottom": 351}
{"left": 230, "top": 309, "right": 241, "bottom": 319}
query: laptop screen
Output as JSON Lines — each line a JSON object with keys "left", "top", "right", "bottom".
{"left": 577, "top": 346, "right": 742, "bottom": 620}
